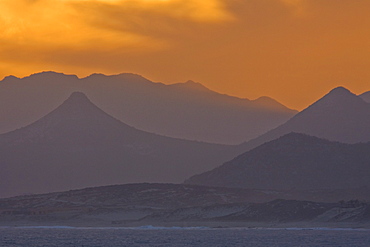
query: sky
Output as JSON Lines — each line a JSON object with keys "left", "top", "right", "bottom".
{"left": 1, "top": 0, "right": 370, "bottom": 110}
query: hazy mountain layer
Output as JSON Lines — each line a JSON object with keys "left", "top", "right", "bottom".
{"left": 0, "top": 93, "right": 244, "bottom": 198}
{"left": 0, "top": 71, "right": 296, "bottom": 144}
{"left": 240, "top": 87, "right": 370, "bottom": 151}
{"left": 186, "top": 133, "right": 370, "bottom": 191}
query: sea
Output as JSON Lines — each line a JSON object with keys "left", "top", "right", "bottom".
{"left": 1, "top": 226, "right": 369, "bottom": 247}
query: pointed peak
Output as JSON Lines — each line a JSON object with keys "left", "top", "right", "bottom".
{"left": 69, "top": 91, "right": 88, "bottom": 98}
{"left": 58, "top": 92, "right": 95, "bottom": 110}
{"left": 317, "top": 86, "right": 358, "bottom": 104}
{"left": 328, "top": 86, "right": 352, "bottom": 95}
{"left": 64, "top": 92, "right": 92, "bottom": 104}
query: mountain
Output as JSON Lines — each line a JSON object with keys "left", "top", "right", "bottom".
{"left": 359, "top": 91, "right": 370, "bottom": 103}
{"left": 0, "top": 71, "right": 296, "bottom": 144}
{"left": 1, "top": 183, "right": 369, "bottom": 227}
{"left": 185, "top": 133, "right": 370, "bottom": 192}
{"left": 0, "top": 93, "right": 244, "bottom": 198}
{"left": 240, "top": 87, "right": 370, "bottom": 151}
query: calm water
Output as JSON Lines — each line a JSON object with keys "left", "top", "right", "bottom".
{"left": 1, "top": 226, "right": 369, "bottom": 247}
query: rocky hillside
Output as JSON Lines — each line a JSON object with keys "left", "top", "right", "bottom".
{"left": 0, "top": 184, "right": 368, "bottom": 228}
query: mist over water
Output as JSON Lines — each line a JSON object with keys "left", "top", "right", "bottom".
{"left": 1, "top": 227, "right": 369, "bottom": 247}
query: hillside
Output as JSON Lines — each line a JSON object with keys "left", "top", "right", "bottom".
{"left": 0, "top": 93, "right": 243, "bottom": 198}
{"left": 186, "top": 133, "right": 370, "bottom": 192}
{"left": 240, "top": 87, "right": 370, "bottom": 153}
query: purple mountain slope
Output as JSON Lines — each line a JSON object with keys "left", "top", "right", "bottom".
{"left": 240, "top": 87, "right": 370, "bottom": 151}
{"left": 359, "top": 91, "right": 370, "bottom": 103}
{"left": 0, "top": 93, "right": 243, "bottom": 198}
{"left": 0, "top": 71, "right": 296, "bottom": 144}
{"left": 185, "top": 133, "right": 370, "bottom": 192}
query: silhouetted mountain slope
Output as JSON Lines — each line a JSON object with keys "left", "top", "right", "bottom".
{"left": 240, "top": 87, "right": 370, "bottom": 151}
{"left": 360, "top": 91, "right": 370, "bottom": 103}
{"left": 186, "top": 133, "right": 370, "bottom": 191}
{"left": 0, "top": 93, "right": 244, "bottom": 198}
{"left": 0, "top": 71, "right": 296, "bottom": 144}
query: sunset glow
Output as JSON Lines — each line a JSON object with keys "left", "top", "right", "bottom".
{"left": 1, "top": 0, "right": 370, "bottom": 109}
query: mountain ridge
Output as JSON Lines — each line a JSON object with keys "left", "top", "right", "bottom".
{"left": 186, "top": 132, "right": 370, "bottom": 191}
{"left": 240, "top": 86, "right": 370, "bottom": 151}
{"left": 0, "top": 92, "right": 244, "bottom": 198}
{"left": 0, "top": 71, "right": 296, "bottom": 144}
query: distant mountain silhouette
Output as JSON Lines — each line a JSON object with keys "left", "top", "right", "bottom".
{"left": 359, "top": 91, "right": 370, "bottom": 103}
{"left": 185, "top": 133, "right": 370, "bottom": 191}
{"left": 0, "top": 93, "right": 244, "bottom": 198}
{"left": 0, "top": 71, "right": 296, "bottom": 144}
{"left": 240, "top": 87, "right": 370, "bottom": 151}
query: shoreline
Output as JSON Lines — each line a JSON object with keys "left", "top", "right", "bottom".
{"left": 1, "top": 220, "right": 369, "bottom": 230}
{"left": 1, "top": 225, "right": 369, "bottom": 231}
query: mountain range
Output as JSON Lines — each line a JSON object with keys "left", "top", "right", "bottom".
{"left": 186, "top": 133, "right": 370, "bottom": 192}
{"left": 240, "top": 87, "right": 370, "bottom": 151}
{"left": 1, "top": 76, "right": 369, "bottom": 201}
{"left": 0, "top": 71, "right": 296, "bottom": 144}
{"left": 0, "top": 92, "right": 244, "bottom": 198}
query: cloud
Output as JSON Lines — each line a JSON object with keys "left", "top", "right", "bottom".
{"left": 1, "top": 0, "right": 370, "bottom": 110}
{"left": 0, "top": 0, "right": 233, "bottom": 52}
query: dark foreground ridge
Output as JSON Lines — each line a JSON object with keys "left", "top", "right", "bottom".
{"left": 186, "top": 133, "right": 370, "bottom": 192}
{"left": 0, "top": 183, "right": 369, "bottom": 228}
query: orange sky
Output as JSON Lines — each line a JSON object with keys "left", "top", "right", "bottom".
{"left": 1, "top": 0, "right": 370, "bottom": 110}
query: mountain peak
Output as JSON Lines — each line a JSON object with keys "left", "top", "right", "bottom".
{"left": 0, "top": 92, "right": 136, "bottom": 145}
{"left": 67, "top": 91, "right": 90, "bottom": 101}
{"left": 1, "top": 75, "right": 20, "bottom": 82}
{"left": 328, "top": 86, "right": 352, "bottom": 96}
{"left": 59, "top": 92, "right": 95, "bottom": 111}
{"left": 311, "top": 86, "right": 360, "bottom": 108}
